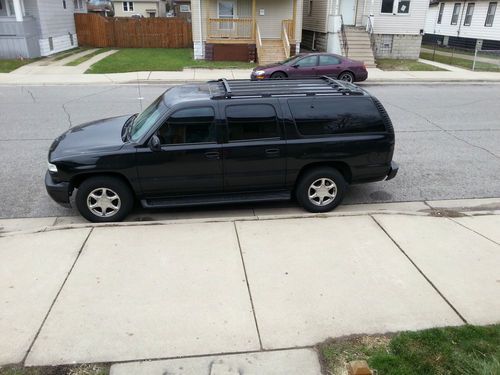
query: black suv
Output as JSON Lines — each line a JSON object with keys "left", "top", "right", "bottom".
{"left": 45, "top": 77, "right": 398, "bottom": 222}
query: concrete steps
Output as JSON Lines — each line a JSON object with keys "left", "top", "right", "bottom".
{"left": 344, "top": 27, "right": 376, "bottom": 67}
{"left": 259, "top": 39, "right": 286, "bottom": 65}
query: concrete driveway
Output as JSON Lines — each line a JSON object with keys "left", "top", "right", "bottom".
{"left": 0, "top": 199, "right": 499, "bottom": 373}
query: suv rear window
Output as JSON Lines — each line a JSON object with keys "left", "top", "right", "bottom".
{"left": 226, "top": 104, "right": 279, "bottom": 141}
{"left": 289, "top": 97, "right": 385, "bottom": 136}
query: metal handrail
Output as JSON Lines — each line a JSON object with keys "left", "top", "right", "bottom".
{"left": 340, "top": 15, "right": 349, "bottom": 57}
{"left": 364, "top": 15, "right": 376, "bottom": 51}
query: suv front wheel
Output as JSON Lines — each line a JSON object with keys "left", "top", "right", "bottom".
{"left": 296, "top": 167, "right": 347, "bottom": 213}
{"left": 75, "top": 176, "right": 134, "bottom": 223}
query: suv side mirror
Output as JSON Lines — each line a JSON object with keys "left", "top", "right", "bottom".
{"left": 149, "top": 135, "right": 161, "bottom": 151}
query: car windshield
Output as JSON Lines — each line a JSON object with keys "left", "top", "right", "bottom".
{"left": 129, "top": 96, "right": 166, "bottom": 142}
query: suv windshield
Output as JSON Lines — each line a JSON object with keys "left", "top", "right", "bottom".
{"left": 130, "top": 96, "right": 166, "bottom": 142}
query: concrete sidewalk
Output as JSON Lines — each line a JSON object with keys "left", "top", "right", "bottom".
{"left": 2, "top": 66, "right": 500, "bottom": 85}
{"left": 0, "top": 198, "right": 499, "bottom": 374}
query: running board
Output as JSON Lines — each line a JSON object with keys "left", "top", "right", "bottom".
{"left": 141, "top": 191, "right": 291, "bottom": 208}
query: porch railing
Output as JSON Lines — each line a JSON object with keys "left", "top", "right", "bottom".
{"left": 281, "top": 21, "right": 291, "bottom": 59}
{"left": 283, "top": 19, "right": 295, "bottom": 42}
{"left": 207, "top": 18, "right": 254, "bottom": 40}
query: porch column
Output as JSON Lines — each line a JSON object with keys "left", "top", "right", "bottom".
{"left": 12, "top": 0, "right": 24, "bottom": 21}
{"left": 252, "top": 0, "right": 256, "bottom": 39}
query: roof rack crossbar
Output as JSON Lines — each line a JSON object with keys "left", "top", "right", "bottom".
{"left": 219, "top": 78, "right": 232, "bottom": 98}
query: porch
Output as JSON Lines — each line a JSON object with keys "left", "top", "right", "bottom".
{"left": 203, "top": 0, "right": 299, "bottom": 63}
{"left": 0, "top": 0, "right": 41, "bottom": 58}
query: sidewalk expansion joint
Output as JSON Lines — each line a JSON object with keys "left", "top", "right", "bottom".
{"left": 233, "top": 221, "right": 263, "bottom": 350}
{"left": 447, "top": 217, "right": 500, "bottom": 246}
{"left": 370, "top": 215, "right": 468, "bottom": 325}
{"left": 22, "top": 227, "right": 94, "bottom": 365}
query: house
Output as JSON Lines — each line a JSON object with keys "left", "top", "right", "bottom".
{"left": 0, "top": 0, "right": 86, "bottom": 59}
{"left": 424, "top": 0, "right": 499, "bottom": 49}
{"left": 172, "top": 0, "right": 191, "bottom": 21}
{"left": 190, "top": 0, "right": 303, "bottom": 64}
{"left": 113, "top": 0, "right": 167, "bottom": 17}
{"left": 301, "top": 0, "right": 428, "bottom": 65}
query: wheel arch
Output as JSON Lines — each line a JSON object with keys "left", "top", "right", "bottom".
{"left": 294, "top": 161, "right": 352, "bottom": 189}
{"left": 70, "top": 172, "right": 136, "bottom": 193}
{"left": 338, "top": 70, "right": 355, "bottom": 80}
{"left": 271, "top": 70, "right": 288, "bottom": 78}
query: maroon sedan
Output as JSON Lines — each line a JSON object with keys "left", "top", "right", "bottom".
{"left": 251, "top": 53, "right": 368, "bottom": 82}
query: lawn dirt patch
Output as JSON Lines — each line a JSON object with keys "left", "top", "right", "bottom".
{"left": 376, "top": 59, "right": 446, "bottom": 71}
{"left": 0, "top": 364, "right": 109, "bottom": 375}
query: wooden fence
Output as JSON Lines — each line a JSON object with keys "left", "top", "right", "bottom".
{"left": 75, "top": 13, "right": 193, "bottom": 48}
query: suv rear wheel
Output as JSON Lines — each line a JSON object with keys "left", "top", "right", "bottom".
{"left": 296, "top": 167, "right": 347, "bottom": 213}
{"left": 75, "top": 176, "right": 134, "bottom": 223}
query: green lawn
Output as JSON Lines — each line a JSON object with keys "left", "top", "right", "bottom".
{"left": 376, "top": 58, "right": 446, "bottom": 71}
{"left": 66, "top": 48, "right": 110, "bottom": 66}
{"left": 320, "top": 324, "right": 500, "bottom": 375}
{"left": 420, "top": 52, "right": 500, "bottom": 72}
{"left": 86, "top": 48, "right": 256, "bottom": 74}
{"left": 0, "top": 59, "right": 36, "bottom": 73}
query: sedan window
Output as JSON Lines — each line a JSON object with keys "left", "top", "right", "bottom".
{"left": 319, "top": 55, "right": 341, "bottom": 66}
{"left": 296, "top": 55, "right": 318, "bottom": 68}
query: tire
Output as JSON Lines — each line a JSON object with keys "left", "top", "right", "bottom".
{"left": 338, "top": 71, "right": 355, "bottom": 83}
{"left": 75, "top": 176, "right": 134, "bottom": 223}
{"left": 296, "top": 167, "right": 347, "bottom": 213}
{"left": 271, "top": 71, "right": 287, "bottom": 79}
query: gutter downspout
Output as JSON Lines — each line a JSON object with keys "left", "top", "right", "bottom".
{"left": 457, "top": 0, "right": 466, "bottom": 36}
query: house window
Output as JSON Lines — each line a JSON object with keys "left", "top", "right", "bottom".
{"left": 437, "top": 3, "right": 445, "bottom": 23}
{"left": 397, "top": 0, "right": 410, "bottom": 13}
{"left": 381, "top": 0, "right": 395, "bottom": 13}
{"left": 123, "top": 1, "right": 134, "bottom": 11}
{"left": 485, "top": 2, "right": 497, "bottom": 26}
{"left": 73, "top": 0, "right": 83, "bottom": 10}
{"left": 308, "top": 0, "right": 313, "bottom": 16}
{"left": 179, "top": 4, "right": 190, "bottom": 12}
{"left": 464, "top": 3, "right": 474, "bottom": 25}
{"left": 62, "top": 0, "right": 66, "bottom": 9}
{"left": 218, "top": 0, "right": 235, "bottom": 30}
{"left": 451, "top": 3, "right": 461, "bottom": 24}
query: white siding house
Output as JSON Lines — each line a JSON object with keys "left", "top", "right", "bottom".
{"left": 0, "top": 0, "right": 86, "bottom": 58}
{"left": 302, "top": 0, "right": 428, "bottom": 59}
{"left": 112, "top": 0, "right": 167, "bottom": 18}
{"left": 424, "top": 0, "right": 500, "bottom": 49}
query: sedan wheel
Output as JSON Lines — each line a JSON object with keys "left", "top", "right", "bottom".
{"left": 308, "top": 178, "right": 337, "bottom": 207}
{"left": 339, "top": 71, "right": 354, "bottom": 83}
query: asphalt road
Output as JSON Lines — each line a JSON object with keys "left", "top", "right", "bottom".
{"left": 0, "top": 83, "right": 499, "bottom": 219}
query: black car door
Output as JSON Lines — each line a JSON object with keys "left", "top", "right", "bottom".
{"left": 135, "top": 105, "right": 223, "bottom": 198}
{"left": 220, "top": 101, "right": 287, "bottom": 192}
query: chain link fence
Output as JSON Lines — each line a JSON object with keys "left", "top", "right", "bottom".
{"left": 421, "top": 37, "right": 500, "bottom": 72}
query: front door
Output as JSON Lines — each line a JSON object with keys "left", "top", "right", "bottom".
{"left": 136, "top": 106, "right": 223, "bottom": 198}
{"left": 340, "top": 0, "right": 356, "bottom": 25}
{"left": 221, "top": 102, "right": 287, "bottom": 192}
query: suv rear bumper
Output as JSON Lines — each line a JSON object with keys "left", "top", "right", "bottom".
{"left": 386, "top": 161, "right": 399, "bottom": 181}
{"left": 45, "top": 171, "right": 71, "bottom": 207}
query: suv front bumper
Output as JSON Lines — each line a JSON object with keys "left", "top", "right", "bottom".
{"left": 386, "top": 161, "right": 399, "bottom": 181}
{"left": 45, "top": 170, "right": 71, "bottom": 207}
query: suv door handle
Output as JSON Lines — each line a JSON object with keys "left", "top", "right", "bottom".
{"left": 205, "top": 151, "right": 220, "bottom": 160}
{"left": 265, "top": 148, "right": 280, "bottom": 157}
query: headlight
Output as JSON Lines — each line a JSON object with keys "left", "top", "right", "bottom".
{"left": 254, "top": 70, "right": 266, "bottom": 76}
{"left": 48, "top": 163, "right": 58, "bottom": 173}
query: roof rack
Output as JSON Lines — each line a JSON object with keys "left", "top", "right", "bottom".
{"left": 208, "top": 76, "right": 364, "bottom": 100}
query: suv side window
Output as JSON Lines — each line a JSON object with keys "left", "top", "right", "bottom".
{"left": 158, "top": 107, "right": 216, "bottom": 145}
{"left": 226, "top": 104, "right": 279, "bottom": 141}
{"left": 289, "top": 98, "right": 385, "bottom": 136}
